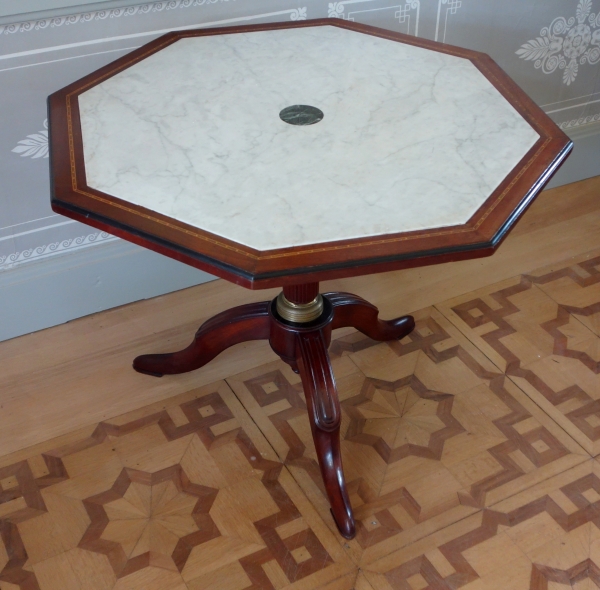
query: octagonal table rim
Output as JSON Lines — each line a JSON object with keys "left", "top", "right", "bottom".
{"left": 48, "top": 19, "right": 573, "bottom": 290}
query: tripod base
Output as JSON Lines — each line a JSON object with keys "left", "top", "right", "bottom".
{"left": 133, "top": 286, "right": 414, "bottom": 540}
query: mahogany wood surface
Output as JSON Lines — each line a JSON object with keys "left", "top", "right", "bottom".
{"left": 295, "top": 329, "right": 354, "bottom": 539}
{"left": 283, "top": 283, "right": 320, "bottom": 304}
{"left": 132, "top": 288, "right": 416, "bottom": 538}
{"left": 48, "top": 18, "right": 573, "bottom": 290}
{"left": 132, "top": 301, "right": 270, "bottom": 376}
{"left": 328, "top": 291, "right": 415, "bottom": 338}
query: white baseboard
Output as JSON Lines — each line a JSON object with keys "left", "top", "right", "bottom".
{"left": 546, "top": 122, "right": 600, "bottom": 189}
{"left": 0, "top": 238, "right": 215, "bottom": 342}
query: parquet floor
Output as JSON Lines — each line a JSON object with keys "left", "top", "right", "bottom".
{"left": 2, "top": 177, "right": 600, "bottom": 589}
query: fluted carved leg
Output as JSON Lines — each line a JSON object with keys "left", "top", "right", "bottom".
{"left": 327, "top": 291, "right": 415, "bottom": 341}
{"left": 295, "top": 330, "right": 355, "bottom": 539}
{"left": 133, "top": 301, "right": 270, "bottom": 376}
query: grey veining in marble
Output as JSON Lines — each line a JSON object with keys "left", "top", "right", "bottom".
{"left": 79, "top": 26, "right": 540, "bottom": 251}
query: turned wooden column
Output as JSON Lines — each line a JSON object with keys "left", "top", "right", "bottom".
{"left": 283, "top": 283, "right": 320, "bottom": 304}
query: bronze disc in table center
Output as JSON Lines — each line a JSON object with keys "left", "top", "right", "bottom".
{"left": 279, "top": 105, "right": 324, "bottom": 126}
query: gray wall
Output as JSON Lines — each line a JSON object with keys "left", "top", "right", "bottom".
{"left": 1, "top": 0, "right": 599, "bottom": 341}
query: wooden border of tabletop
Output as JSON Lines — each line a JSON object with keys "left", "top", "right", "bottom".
{"left": 48, "top": 18, "right": 573, "bottom": 290}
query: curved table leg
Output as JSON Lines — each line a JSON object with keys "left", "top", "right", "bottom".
{"left": 295, "top": 329, "right": 355, "bottom": 539}
{"left": 326, "top": 292, "right": 415, "bottom": 341}
{"left": 133, "top": 301, "right": 271, "bottom": 377}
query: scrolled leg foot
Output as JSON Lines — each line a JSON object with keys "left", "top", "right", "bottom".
{"left": 326, "top": 292, "right": 414, "bottom": 341}
{"left": 133, "top": 301, "right": 270, "bottom": 376}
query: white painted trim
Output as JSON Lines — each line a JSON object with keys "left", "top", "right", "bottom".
{"left": 0, "top": 0, "right": 193, "bottom": 24}
{"left": 0, "top": 2, "right": 307, "bottom": 41}
{"left": 0, "top": 10, "right": 305, "bottom": 61}
{"left": 0, "top": 231, "right": 117, "bottom": 271}
{"left": 546, "top": 98, "right": 600, "bottom": 115}
{"left": 0, "top": 220, "right": 76, "bottom": 243}
{"left": 546, "top": 123, "right": 600, "bottom": 188}
{"left": 0, "top": 214, "right": 60, "bottom": 231}
{"left": 559, "top": 114, "right": 600, "bottom": 130}
{"left": 349, "top": 4, "right": 420, "bottom": 37}
{"left": 435, "top": 0, "right": 461, "bottom": 43}
{"left": 0, "top": 0, "right": 233, "bottom": 33}
{"left": 327, "top": 1, "right": 419, "bottom": 37}
{"left": 565, "top": 120, "right": 600, "bottom": 140}
{"left": 0, "top": 45, "right": 139, "bottom": 72}
{"left": 541, "top": 93, "right": 600, "bottom": 109}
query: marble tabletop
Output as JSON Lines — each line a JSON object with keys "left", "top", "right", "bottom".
{"left": 78, "top": 25, "right": 540, "bottom": 252}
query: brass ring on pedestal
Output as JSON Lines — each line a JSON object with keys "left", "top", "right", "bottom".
{"left": 276, "top": 292, "right": 324, "bottom": 323}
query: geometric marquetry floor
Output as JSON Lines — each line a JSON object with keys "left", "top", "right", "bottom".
{"left": 2, "top": 249, "right": 600, "bottom": 589}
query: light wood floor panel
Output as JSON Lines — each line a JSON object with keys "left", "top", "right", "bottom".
{"left": 530, "top": 248, "right": 600, "bottom": 338}
{"left": 0, "top": 382, "right": 354, "bottom": 589}
{"left": 437, "top": 250, "right": 600, "bottom": 456}
{"left": 361, "top": 459, "right": 600, "bottom": 589}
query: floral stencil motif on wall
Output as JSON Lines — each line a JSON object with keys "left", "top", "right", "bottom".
{"left": 12, "top": 119, "right": 48, "bottom": 159}
{"left": 517, "top": 0, "right": 600, "bottom": 85}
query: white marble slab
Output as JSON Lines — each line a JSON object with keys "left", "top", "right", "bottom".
{"left": 79, "top": 26, "right": 540, "bottom": 251}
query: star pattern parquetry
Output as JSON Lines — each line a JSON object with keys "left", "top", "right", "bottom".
{"left": 79, "top": 465, "right": 219, "bottom": 578}
{"left": 343, "top": 376, "right": 465, "bottom": 463}
{"left": 0, "top": 383, "right": 352, "bottom": 590}
{"left": 4, "top": 247, "right": 600, "bottom": 588}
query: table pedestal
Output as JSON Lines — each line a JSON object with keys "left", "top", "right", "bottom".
{"left": 133, "top": 283, "right": 414, "bottom": 539}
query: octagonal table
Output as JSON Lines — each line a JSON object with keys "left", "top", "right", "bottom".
{"left": 48, "top": 19, "right": 572, "bottom": 539}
